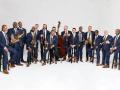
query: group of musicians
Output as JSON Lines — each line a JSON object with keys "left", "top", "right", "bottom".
{"left": 0, "top": 21, "right": 120, "bottom": 74}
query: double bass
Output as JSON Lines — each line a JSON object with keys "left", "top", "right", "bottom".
{"left": 56, "top": 21, "right": 66, "bottom": 58}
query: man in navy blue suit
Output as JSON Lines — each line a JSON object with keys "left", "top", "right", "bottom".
{"left": 69, "top": 28, "right": 78, "bottom": 63}
{"left": 0, "top": 48, "right": 2, "bottom": 72}
{"left": 18, "top": 21, "right": 27, "bottom": 63}
{"left": 34, "top": 24, "right": 40, "bottom": 62}
{"left": 102, "top": 30, "right": 113, "bottom": 68}
{"left": 111, "top": 29, "right": 120, "bottom": 69}
{"left": 94, "top": 30, "right": 103, "bottom": 66}
{"left": 7, "top": 22, "right": 23, "bottom": 66}
{"left": 61, "top": 25, "right": 72, "bottom": 61}
{"left": 76, "top": 26, "right": 85, "bottom": 62}
{"left": 37, "top": 24, "right": 50, "bottom": 63}
{"left": 85, "top": 26, "right": 95, "bottom": 63}
{"left": 26, "top": 26, "right": 38, "bottom": 67}
{"left": 0, "top": 25, "right": 18, "bottom": 74}
{"left": 48, "top": 29, "right": 58, "bottom": 64}
{"left": 0, "top": 25, "right": 9, "bottom": 74}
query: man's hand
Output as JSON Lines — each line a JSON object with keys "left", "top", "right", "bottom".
{"left": 28, "top": 47, "right": 32, "bottom": 52}
{"left": 106, "top": 40, "right": 110, "bottom": 44}
{"left": 4, "top": 47, "right": 9, "bottom": 52}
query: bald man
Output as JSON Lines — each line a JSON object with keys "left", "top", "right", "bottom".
{"left": 26, "top": 26, "right": 38, "bottom": 67}
{"left": 112, "top": 29, "right": 120, "bottom": 69}
{"left": 101, "top": 30, "right": 113, "bottom": 68}
{"left": 61, "top": 25, "right": 72, "bottom": 61}
{"left": 18, "top": 21, "right": 27, "bottom": 63}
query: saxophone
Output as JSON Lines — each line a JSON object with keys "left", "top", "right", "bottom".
{"left": 11, "top": 32, "right": 24, "bottom": 44}
{"left": 31, "top": 32, "right": 36, "bottom": 48}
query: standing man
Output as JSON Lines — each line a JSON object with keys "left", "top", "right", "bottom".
{"left": 34, "top": 24, "right": 40, "bottom": 62}
{"left": 61, "top": 25, "right": 72, "bottom": 61}
{"left": 85, "top": 26, "right": 95, "bottom": 63}
{"left": 69, "top": 28, "right": 78, "bottom": 63}
{"left": 0, "top": 25, "right": 9, "bottom": 74}
{"left": 26, "top": 26, "right": 38, "bottom": 67}
{"left": 101, "top": 30, "right": 113, "bottom": 68}
{"left": 111, "top": 29, "right": 120, "bottom": 69}
{"left": 94, "top": 30, "right": 103, "bottom": 66}
{"left": 76, "top": 26, "right": 85, "bottom": 62}
{"left": 37, "top": 24, "right": 50, "bottom": 64}
{"left": 18, "top": 21, "right": 27, "bottom": 63}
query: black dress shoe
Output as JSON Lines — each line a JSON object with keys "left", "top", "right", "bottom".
{"left": 26, "top": 63, "right": 30, "bottom": 67}
{"left": 80, "top": 59, "right": 83, "bottom": 62}
{"left": 16, "top": 63, "right": 23, "bottom": 66}
{"left": 21, "top": 60, "right": 27, "bottom": 63}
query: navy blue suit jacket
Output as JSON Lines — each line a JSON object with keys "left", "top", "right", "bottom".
{"left": 61, "top": 31, "right": 72, "bottom": 48}
{"left": 18, "top": 28, "right": 27, "bottom": 44}
{"left": 76, "top": 31, "right": 85, "bottom": 46}
{"left": 113, "top": 35, "right": 120, "bottom": 52}
{"left": 94, "top": 35, "right": 103, "bottom": 48}
{"left": 69, "top": 33, "right": 78, "bottom": 45}
{"left": 102, "top": 35, "right": 113, "bottom": 51}
{"left": 61, "top": 31, "right": 72, "bottom": 37}
{"left": 37, "top": 29, "right": 50, "bottom": 42}
{"left": 0, "top": 31, "right": 9, "bottom": 51}
{"left": 48, "top": 35, "right": 58, "bottom": 48}
{"left": 26, "top": 31, "right": 38, "bottom": 49}
{"left": 85, "top": 31, "right": 95, "bottom": 45}
{"left": 7, "top": 28, "right": 21, "bottom": 44}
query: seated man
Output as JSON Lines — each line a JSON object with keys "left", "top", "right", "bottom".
{"left": 0, "top": 25, "right": 18, "bottom": 74}
{"left": 48, "top": 29, "right": 58, "bottom": 64}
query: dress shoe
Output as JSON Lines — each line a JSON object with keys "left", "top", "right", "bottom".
{"left": 16, "top": 63, "right": 23, "bottom": 66}
{"left": 21, "top": 60, "right": 27, "bottom": 63}
{"left": 10, "top": 64, "right": 15, "bottom": 68}
{"left": 103, "top": 65, "right": 109, "bottom": 68}
{"left": 99, "top": 64, "right": 104, "bottom": 66}
{"left": 26, "top": 63, "right": 30, "bottom": 67}
{"left": 80, "top": 59, "right": 83, "bottom": 62}
{"left": 96, "top": 63, "right": 100, "bottom": 66}
{"left": 3, "top": 70, "right": 9, "bottom": 74}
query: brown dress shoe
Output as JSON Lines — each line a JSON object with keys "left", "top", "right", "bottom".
{"left": 103, "top": 65, "right": 109, "bottom": 68}
{"left": 3, "top": 70, "right": 9, "bottom": 74}
{"left": 10, "top": 64, "right": 15, "bottom": 68}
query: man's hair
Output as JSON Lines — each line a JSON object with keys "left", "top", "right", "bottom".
{"left": 2, "top": 25, "right": 7, "bottom": 31}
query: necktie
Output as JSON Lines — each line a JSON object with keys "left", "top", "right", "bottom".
{"left": 44, "top": 30, "right": 46, "bottom": 40}
{"left": 79, "top": 33, "right": 82, "bottom": 42}
{"left": 114, "top": 36, "right": 118, "bottom": 46}
{"left": 5, "top": 34, "right": 8, "bottom": 45}
{"left": 51, "top": 36, "right": 53, "bottom": 44}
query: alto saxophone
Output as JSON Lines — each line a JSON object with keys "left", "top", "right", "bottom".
{"left": 86, "top": 37, "right": 92, "bottom": 45}
{"left": 31, "top": 34, "right": 36, "bottom": 48}
{"left": 11, "top": 32, "right": 24, "bottom": 44}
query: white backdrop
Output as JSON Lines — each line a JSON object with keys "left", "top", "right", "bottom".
{"left": 0, "top": 0, "right": 120, "bottom": 35}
